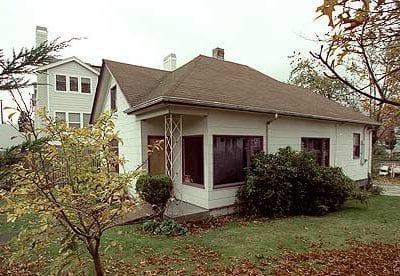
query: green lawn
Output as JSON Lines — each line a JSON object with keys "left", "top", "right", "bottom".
{"left": 1, "top": 195, "right": 400, "bottom": 273}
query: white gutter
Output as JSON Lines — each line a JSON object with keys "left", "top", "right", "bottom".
{"left": 124, "top": 96, "right": 380, "bottom": 126}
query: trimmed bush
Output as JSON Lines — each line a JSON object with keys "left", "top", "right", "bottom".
{"left": 237, "top": 147, "right": 366, "bottom": 217}
{"left": 136, "top": 175, "right": 173, "bottom": 219}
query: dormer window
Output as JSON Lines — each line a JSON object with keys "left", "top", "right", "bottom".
{"left": 110, "top": 86, "right": 117, "bottom": 112}
{"left": 56, "top": 75, "right": 66, "bottom": 91}
{"left": 81, "top": 77, "right": 91, "bottom": 93}
{"left": 69, "top": 77, "right": 78, "bottom": 92}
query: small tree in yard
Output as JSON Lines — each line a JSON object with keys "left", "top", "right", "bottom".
{"left": 136, "top": 174, "right": 173, "bottom": 220}
{"left": 1, "top": 112, "right": 139, "bottom": 275}
{"left": 0, "top": 40, "right": 140, "bottom": 275}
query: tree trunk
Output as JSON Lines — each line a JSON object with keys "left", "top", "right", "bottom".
{"left": 88, "top": 242, "right": 104, "bottom": 276}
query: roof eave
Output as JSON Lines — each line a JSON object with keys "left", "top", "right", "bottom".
{"left": 124, "top": 97, "right": 380, "bottom": 126}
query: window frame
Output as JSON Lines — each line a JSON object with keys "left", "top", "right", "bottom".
{"left": 212, "top": 135, "right": 263, "bottom": 188}
{"left": 54, "top": 74, "right": 92, "bottom": 94}
{"left": 68, "top": 112, "right": 81, "bottom": 128}
{"left": 182, "top": 135, "right": 204, "bottom": 188}
{"left": 69, "top": 76, "right": 79, "bottom": 92}
{"left": 353, "top": 133, "right": 361, "bottom": 159}
{"left": 301, "top": 137, "right": 330, "bottom": 166}
{"left": 54, "top": 111, "right": 92, "bottom": 128}
{"left": 55, "top": 74, "right": 67, "bottom": 92}
{"left": 110, "top": 86, "right": 117, "bottom": 112}
{"left": 80, "top": 77, "right": 92, "bottom": 94}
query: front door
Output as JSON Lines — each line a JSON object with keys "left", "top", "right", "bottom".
{"left": 148, "top": 136, "right": 165, "bottom": 175}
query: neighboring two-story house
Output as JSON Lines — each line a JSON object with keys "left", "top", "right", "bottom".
{"left": 33, "top": 26, "right": 99, "bottom": 128}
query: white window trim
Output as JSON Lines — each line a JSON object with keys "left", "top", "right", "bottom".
{"left": 54, "top": 73, "right": 93, "bottom": 95}
{"left": 80, "top": 77, "right": 92, "bottom": 94}
{"left": 55, "top": 74, "right": 67, "bottom": 92}
{"left": 53, "top": 111, "right": 92, "bottom": 128}
{"left": 68, "top": 75, "right": 80, "bottom": 92}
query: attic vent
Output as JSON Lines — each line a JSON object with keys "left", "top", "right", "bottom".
{"left": 212, "top": 47, "right": 224, "bottom": 60}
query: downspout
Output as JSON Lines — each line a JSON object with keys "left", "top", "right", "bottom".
{"left": 265, "top": 113, "right": 279, "bottom": 153}
{"left": 361, "top": 125, "right": 370, "bottom": 166}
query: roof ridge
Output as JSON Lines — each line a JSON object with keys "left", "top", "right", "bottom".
{"left": 154, "top": 55, "right": 202, "bottom": 97}
{"left": 104, "top": 59, "right": 168, "bottom": 73}
{"left": 198, "top": 54, "right": 251, "bottom": 69}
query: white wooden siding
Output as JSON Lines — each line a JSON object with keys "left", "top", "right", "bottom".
{"left": 47, "top": 61, "right": 97, "bottom": 115}
{"left": 103, "top": 77, "right": 142, "bottom": 194}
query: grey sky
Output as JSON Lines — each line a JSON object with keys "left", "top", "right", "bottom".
{"left": 1, "top": 0, "right": 328, "bottom": 114}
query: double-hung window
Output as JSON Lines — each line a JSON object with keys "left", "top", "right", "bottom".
{"left": 81, "top": 77, "right": 91, "bottom": 93}
{"left": 56, "top": 75, "right": 67, "bottom": 91}
{"left": 69, "top": 77, "right": 79, "bottom": 92}
{"left": 353, "top": 133, "right": 361, "bottom": 159}
{"left": 68, "top": 113, "right": 81, "bottom": 128}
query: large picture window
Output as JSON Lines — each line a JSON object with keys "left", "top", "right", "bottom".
{"left": 301, "top": 137, "right": 330, "bottom": 166}
{"left": 182, "top": 136, "right": 204, "bottom": 185}
{"left": 213, "top": 136, "right": 263, "bottom": 186}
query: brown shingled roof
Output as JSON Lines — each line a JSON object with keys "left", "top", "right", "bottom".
{"left": 103, "top": 55, "right": 378, "bottom": 125}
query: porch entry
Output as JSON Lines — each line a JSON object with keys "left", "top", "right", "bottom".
{"left": 148, "top": 136, "right": 165, "bottom": 175}
{"left": 146, "top": 114, "right": 204, "bottom": 186}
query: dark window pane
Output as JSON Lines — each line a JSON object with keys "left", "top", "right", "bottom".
{"left": 110, "top": 86, "right": 117, "bottom": 111}
{"left": 183, "top": 136, "right": 204, "bottom": 185}
{"left": 56, "top": 75, "right": 66, "bottom": 91}
{"left": 69, "top": 77, "right": 78, "bottom": 92}
{"left": 301, "top": 137, "right": 330, "bottom": 166}
{"left": 81, "top": 77, "right": 91, "bottom": 93}
{"left": 353, "top": 133, "right": 360, "bottom": 159}
{"left": 213, "top": 136, "right": 262, "bottom": 186}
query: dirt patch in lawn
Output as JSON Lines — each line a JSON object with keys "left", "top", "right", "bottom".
{"left": 183, "top": 215, "right": 268, "bottom": 234}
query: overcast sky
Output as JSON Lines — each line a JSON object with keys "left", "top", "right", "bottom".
{"left": 1, "top": 0, "right": 328, "bottom": 117}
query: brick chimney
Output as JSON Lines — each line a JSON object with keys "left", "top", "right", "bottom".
{"left": 212, "top": 47, "right": 224, "bottom": 60}
{"left": 36, "top": 26, "right": 48, "bottom": 48}
{"left": 163, "top": 53, "right": 177, "bottom": 71}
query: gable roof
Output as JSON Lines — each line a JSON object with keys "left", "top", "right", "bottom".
{"left": 37, "top": 56, "right": 100, "bottom": 75}
{"left": 96, "top": 55, "right": 378, "bottom": 125}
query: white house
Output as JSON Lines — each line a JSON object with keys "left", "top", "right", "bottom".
{"left": 33, "top": 26, "right": 99, "bottom": 128}
{"left": 90, "top": 48, "right": 379, "bottom": 212}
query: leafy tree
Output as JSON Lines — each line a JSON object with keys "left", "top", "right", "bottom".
{"left": 0, "top": 40, "right": 141, "bottom": 275}
{"left": 1, "top": 112, "right": 139, "bottom": 275}
{"left": 313, "top": 0, "right": 400, "bottom": 107}
{"left": 0, "top": 39, "right": 72, "bottom": 90}
{"left": 288, "top": 52, "right": 359, "bottom": 110}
